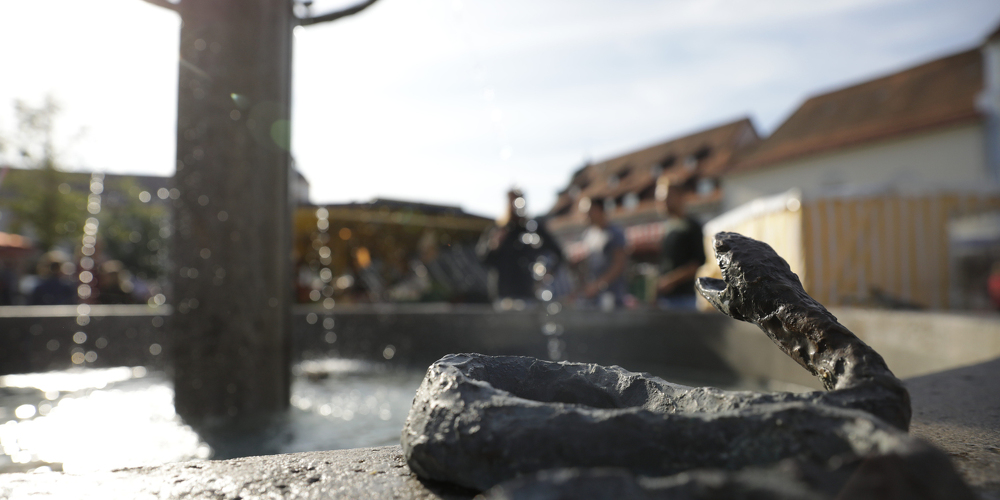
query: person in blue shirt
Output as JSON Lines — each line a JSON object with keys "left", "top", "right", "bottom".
{"left": 30, "top": 260, "right": 76, "bottom": 306}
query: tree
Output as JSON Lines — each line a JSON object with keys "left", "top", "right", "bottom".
{"left": 139, "top": 0, "right": 384, "bottom": 430}
{"left": 0, "top": 97, "right": 87, "bottom": 252}
{"left": 98, "top": 177, "right": 169, "bottom": 282}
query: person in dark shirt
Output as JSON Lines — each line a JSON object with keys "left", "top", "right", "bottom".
{"left": 479, "top": 189, "right": 564, "bottom": 301}
{"left": 30, "top": 260, "right": 76, "bottom": 306}
{"left": 656, "top": 178, "right": 705, "bottom": 309}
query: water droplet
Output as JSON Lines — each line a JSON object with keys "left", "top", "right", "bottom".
{"left": 149, "top": 344, "right": 162, "bottom": 355}
{"left": 14, "top": 404, "right": 36, "bottom": 420}
{"left": 139, "top": 191, "right": 151, "bottom": 203}
{"left": 382, "top": 345, "right": 396, "bottom": 360}
{"left": 198, "top": 195, "right": 209, "bottom": 206}
{"left": 73, "top": 331, "right": 87, "bottom": 344}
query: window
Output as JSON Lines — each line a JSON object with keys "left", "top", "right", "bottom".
{"left": 697, "top": 178, "right": 716, "bottom": 196}
{"left": 623, "top": 193, "right": 639, "bottom": 211}
{"left": 617, "top": 166, "right": 632, "bottom": 181}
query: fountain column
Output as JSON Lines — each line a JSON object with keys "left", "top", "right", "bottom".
{"left": 169, "top": 0, "right": 294, "bottom": 426}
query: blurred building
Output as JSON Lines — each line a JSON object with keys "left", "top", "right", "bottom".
{"left": 546, "top": 118, "right": 760, "bottom": 262}
{"left": 290, "top": 159, "right": 311, "bottom": 205}
{"left": 698, "top": 25, "right": 1000, "bottom": 311}
{"left": 724, "top": 28, "right": 1000, "bottom": 208}
{"left": 293, "top": 198, "right": 494, "bottom": 304}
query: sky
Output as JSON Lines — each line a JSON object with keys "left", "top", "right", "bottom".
{"left": 1, "top": 0, "right": 999, "bottom": 219}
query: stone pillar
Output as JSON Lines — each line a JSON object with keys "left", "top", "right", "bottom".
{"left": 170, "top": 0, "right": 294, "bottom": 427}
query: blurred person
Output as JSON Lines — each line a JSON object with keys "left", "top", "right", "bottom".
{"left": 989, "top": 262, "right": 1000, "bottom": 311}
{"left": 655, "top": 177, "right": 706, "bottom": 309}
{"left": 0, "top": 259, "right": 19, "bottom": 305}
{"left": 98, "top": 260, "right": 137, "bottom": 304}
{"left": 576, "top": 199, "right": 628, "bottom": 309}
{"left": 29, "top": 252, "right": 76, "bottom": 305}
{"left": 478, "top": 189, "right": 564, "bottom": 301}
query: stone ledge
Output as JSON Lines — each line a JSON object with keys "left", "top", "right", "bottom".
{"left": 0, "top": 446, "right": 475, "bottom": 500}
{"left": 2, "top": 355, "right": 999, "bottom": 499}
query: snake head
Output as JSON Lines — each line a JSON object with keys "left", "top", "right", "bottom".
{"left": 696, "top": 232, "right": 810, "bottom": 324}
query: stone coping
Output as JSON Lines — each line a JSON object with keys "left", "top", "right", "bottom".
{"left": 1, "top": 358, "right": 998, "bottom": 499}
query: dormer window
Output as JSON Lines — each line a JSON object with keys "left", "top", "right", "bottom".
{"left": 617, "top": 166, "right": 632, "bottom": 181}
{"left": 684, "top": 155, "right": 698, "bottom": 171}
{"left": 697, "top": 178, "right": 717, "bottom": 196}
{"left": 623, "top": 193, "right": 639, "bottom": 211}
{"left": 685, "top": 147, "right": 712, "bottom": 171}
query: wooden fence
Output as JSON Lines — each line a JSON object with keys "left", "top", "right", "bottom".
{"left": 699, "top": 190, "right": 1000, "bottom": 310}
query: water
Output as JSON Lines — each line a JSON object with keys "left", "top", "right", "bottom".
{"left": 0, "top": 360, "right": 424, "bottom": 474}
{"left": 0, "top": 359, "right": 813, "bottom": 475}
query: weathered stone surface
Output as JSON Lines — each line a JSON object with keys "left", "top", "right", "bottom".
{"left": 0, "top": 446, "right": 475, "bottom": 500}
{"left": 480, "top": 443, "right": 974, "bottom": 500}
{"left": 400, "top": 353, "right": 962, "bottom": 493}
{"left": 400, "top": 232, "right": 971, "bottom": 497}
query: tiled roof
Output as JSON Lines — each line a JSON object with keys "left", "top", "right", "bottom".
{"left": 731, "top": 49, "right": 984, "bottom": 175}
{"left": 547, "top": 118, "right": 759, "bottom": 218}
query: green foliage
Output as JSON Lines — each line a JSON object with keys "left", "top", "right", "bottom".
{"left": 0, "top": 97, "right": 168, "bottom": 281}
{"left": 1, "top": 97, "right": 88, "bottom": 252}
{"left": 2, "top": 168, "right": 87, "bottom": 252}
{"left": 98, "top": 178, "right": 169, "bottom": 280}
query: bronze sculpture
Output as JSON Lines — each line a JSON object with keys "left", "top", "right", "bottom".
{"left": 401, "top": 232, "right": 971, "bottom": 498}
